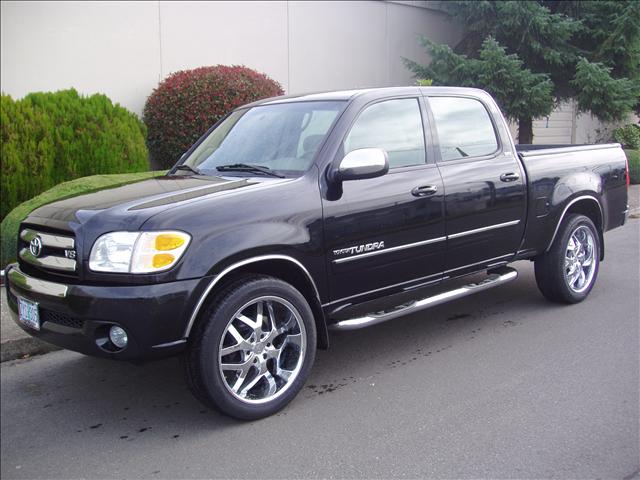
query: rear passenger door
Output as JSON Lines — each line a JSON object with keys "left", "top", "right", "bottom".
{"left": 322, "top": 97, "right": 446, "bottom": 303}
{"left": 425, "top": 95, "right": 526, "bottom": 275}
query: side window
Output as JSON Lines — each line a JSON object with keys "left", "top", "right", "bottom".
{"left": 429, "top": 97, "right": 499, "bottom": 161}
{"left": 344, "top": 98, "right": 426, "bottom": 169}
{"left": 297, "top": 110, "right": 338, "bottom": 158}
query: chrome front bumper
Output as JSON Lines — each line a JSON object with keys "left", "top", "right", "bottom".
{"left": 6, "top": 265, "right": 68, "bottom": 298}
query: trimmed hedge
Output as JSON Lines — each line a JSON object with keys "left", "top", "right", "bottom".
{"left": 614, "top": 124, "right": 640, "bottom": 150}
{"left": 625, "top": 149, "right": 640, "bottom": 184}
{"left": 143, "top": 65, "right": 283, "bottom": 169}
{"left": 1, "top": 89, "right": 149, "bottom": 221}
{"left": 0, "top": 171, "right": 164, "bottom": 268}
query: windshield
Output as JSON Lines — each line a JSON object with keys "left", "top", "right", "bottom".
{"left": 182, "top": 101, "right": 345, "bottom": 175}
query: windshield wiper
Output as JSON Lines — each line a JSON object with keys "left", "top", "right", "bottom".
{"left": 173, "top": 164, "right": 203, "bottom": 175}
{"left": 216, "top": 163, "right": 285, "bottom": 178}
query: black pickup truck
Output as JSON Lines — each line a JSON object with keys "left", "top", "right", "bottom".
{"left": 5, "top": 87, "right": 630, "bottom": 419}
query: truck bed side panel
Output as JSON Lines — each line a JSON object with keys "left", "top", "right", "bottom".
{"left": 518, "top": 144, "right": 628, "bottom": 256}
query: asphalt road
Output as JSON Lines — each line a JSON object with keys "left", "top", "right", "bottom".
{"left": 2, "top": 219, "right": 638, "bottom": 479}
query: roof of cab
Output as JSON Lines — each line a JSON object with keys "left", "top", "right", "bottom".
{"left": 242, "top": 86, "right": 490, "bottom": 108}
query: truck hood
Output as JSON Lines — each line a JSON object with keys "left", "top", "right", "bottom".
{"left": 25, "top": 174, "right": 278, "bottom": 228}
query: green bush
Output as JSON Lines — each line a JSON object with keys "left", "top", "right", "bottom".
{"left": 625, "top": 149, "right": 640, "bottom": 185}
{"left": 1, "top": 89, "right": 149, "bottom": 221}
{"left": 0, "top": 171, "right": 163, "bottom": 268}
{"left": 614, "top": 123, "right": 640, "bottom": 150}
{"left": 143, "top": 65, "right": 283, "bottom": 169}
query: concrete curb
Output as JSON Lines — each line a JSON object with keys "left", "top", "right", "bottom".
{"left": 1, "top": 337, "right": 61, "bottom": 363}
{"left": 1, "top": 288, "right": 61, "bottom": 362}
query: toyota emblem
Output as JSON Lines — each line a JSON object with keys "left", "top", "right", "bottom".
{"left": 29, "top": 236, "right": 43, "bottom": 257}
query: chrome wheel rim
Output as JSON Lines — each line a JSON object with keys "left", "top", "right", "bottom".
{"left": 564, "top": 225, "right": 596, "bottom": 293}
{"left": 218, "top": 296, "right": 306, "bottom": 404}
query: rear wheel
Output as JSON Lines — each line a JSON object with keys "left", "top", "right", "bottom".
{"left": 184, "top": 276, "right": 316, "bottom": 420}
{"left": 534, "top": 214, "right": 600, "bottom": 304}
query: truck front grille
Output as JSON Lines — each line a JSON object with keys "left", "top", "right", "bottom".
{"left": 18, "top": 228, "right": 77, "bottom": 275}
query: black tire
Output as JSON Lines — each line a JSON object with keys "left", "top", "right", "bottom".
{"left": 534, "top": 214, "right": 600, "bottom": 304}
{"left": 183, "top": 275, "right": 317, "bottom": 420}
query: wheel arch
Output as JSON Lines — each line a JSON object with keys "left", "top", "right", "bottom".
{"left": 184, "top": 255, "right": 329, "bottom": 349}
{"left": 546, "top": 195, "right": 605, "bottom": 260}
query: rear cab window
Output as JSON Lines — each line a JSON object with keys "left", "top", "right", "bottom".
{"left": 428, "top": 96, "right": 499, "bottom": 161}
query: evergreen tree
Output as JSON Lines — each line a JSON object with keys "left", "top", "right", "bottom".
{"left": 405, "top": 0, "right": 640, "bottom": 143}
{"left": 405, "top": 37, "right": 554, "bottom": 141}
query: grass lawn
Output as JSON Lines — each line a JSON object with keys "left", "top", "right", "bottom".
{"left": 1, "top": 171, "right": 165, "bottom": 268}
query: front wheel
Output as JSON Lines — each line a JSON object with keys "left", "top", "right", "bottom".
{"left": 184, "top": 276, "right": 317, "bottom": 420}
{"left": 534, "top": 214, "right": 600, "bottom": 304}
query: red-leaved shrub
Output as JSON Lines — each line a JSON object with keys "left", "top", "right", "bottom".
{"left": 143, "top": 65, "right": 284, "bottom": 168}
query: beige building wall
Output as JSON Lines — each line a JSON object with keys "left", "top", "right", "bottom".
{"left": 4, "top": 1, "right": 630, "bottom": 144}
{"left": 508, "top": 101, "right": 638, "bottom": 145}
{"left": 1, "top": 0, "right": 462, "bottom": 115}
{"left": 574, "top": 110, "right": 639, "bottom": 145}
{"left": 532, "top": 101, "right": 575, "bottom": 145}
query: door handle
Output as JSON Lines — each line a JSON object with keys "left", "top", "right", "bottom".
{"left": 411, "top": 185, "right": 438, "bottom": 197}
{"left": 500, "top": 172, "right": 520, "bottom": 182}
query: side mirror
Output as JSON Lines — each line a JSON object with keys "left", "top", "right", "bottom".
{"left": 334, "top": 148, "right": 389, "bottom": 182}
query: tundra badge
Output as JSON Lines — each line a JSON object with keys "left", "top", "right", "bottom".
{"left": 333, "top": 241, "right": 385, "bottom": 257}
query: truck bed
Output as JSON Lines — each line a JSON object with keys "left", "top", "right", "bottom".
{"left": 514, "top": 142, "right": 628, "bottom": 258}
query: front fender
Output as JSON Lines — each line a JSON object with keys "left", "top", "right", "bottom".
{"left": 197, "top": 222, "right": 316, "bottom": 277}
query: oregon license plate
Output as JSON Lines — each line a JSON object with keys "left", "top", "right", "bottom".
{"left": 18, "top": 297, "right": 40, "bottom": 331}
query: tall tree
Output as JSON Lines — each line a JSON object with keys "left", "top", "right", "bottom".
{"left": 405, "top": 1, "right": 640, "bottom": 143}
{"left": 405, "top": 37, "right": 555, "bottom": 142}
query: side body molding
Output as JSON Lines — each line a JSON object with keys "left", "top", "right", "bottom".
{"left": 183, "top": 255, "right": 322, "bottom": 338}
{"left": 545, "top": 195, "right": 604, "bottom": 252}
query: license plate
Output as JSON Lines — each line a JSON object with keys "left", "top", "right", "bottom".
{"left": 18, "top": 297, "right": 40, "bottom": 331}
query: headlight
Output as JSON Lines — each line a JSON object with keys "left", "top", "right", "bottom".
{"left": 89, "top": 231, "right": 191, "bottom": 273}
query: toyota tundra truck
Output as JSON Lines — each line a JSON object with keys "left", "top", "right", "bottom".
{"left": 5, "top": 87, "right": 630, "bottom": 419}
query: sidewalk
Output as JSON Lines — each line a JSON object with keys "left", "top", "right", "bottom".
{"left": 629, "top": 182, "right": 640, "bottom": 217}
{"left": 1, "top": 184, "right": 639, "bottom": 362}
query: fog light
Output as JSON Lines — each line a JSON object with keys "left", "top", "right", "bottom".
{"left": 109, "top": 326, "right": 128, "bottom": 349}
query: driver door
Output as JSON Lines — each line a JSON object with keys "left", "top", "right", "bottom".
{"left": 321, "top": 97, "right": 446, "bottom": 303}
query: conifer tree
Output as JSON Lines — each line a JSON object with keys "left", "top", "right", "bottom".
{"left": 405, "top": 1, "right": 640, "bottom": 143}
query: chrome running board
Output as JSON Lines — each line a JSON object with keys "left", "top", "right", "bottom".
{"left": 329, "top": 267, "right": 518, "bottom": 331}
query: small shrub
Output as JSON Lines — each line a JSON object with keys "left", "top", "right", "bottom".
{"left": 614, "top": 123, "right": 640, "bottom": 150}
{"left": 143, "top": 65, "right": 284, "bottom": 169}
{"left": 1, "top": 90, "right": 149, "bottom": 221}
{"left": 625, "top": 149, "right": 640, "bottom": 184}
